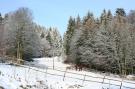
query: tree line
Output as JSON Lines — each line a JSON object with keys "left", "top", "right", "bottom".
{"left": 63, "top": 8, "right": 135, "bottom": 75}
{"left": 0, "top": 7, "right": 62, "bottom": 61}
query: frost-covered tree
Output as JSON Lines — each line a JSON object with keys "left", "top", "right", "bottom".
{"left": 0, "top": 13, "right": 4, "bottom": 56}
{"left": 46, "top": 28, "right": 62, "bottom": 57}
{"left": 4, "top": 8, "right": 41, "bottom": 61}
{"left": 64, "top": 9, "right": 135, "bottom": 75}
{"left": 64, "top": 17, "right": 76, "bottom": 55}
{"left": 0, "top": 13, "right": 3, "bottom": 23}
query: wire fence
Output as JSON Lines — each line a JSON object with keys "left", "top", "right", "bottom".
{"left": 0, "top": 56, "right": 135, "bottom": 89}
{"left": 2, "top": 62, "right": 134, "bottom": 89}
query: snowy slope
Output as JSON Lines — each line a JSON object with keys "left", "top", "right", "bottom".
{"left": 0, "top": 57, "right": 135, "bottom": 89}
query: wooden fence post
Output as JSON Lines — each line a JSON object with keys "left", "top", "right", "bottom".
{"left": 63, "top": 69, "right": 67, "bottom": 81}
{"left": 14, "top": 65, "right": 16, "bottom": 79}
{"left": 102, "top": 75, "right": 105, "bottom": 84}
{"left": 28, "top": 64, "right": 30, "bottom": 72}
{"left": 102, "top": 75, "right": 106, "bottom": 89}
{"left": 45, "top": 67, "right": 48, "bottom": 78}
{"left": 25, "top": 67, "right": 27, "bottom": 82}
{"left": 82, "top": 74, "right": 86, "bottom": 86}
{"left": 109, "top": 79, "right": 110, "bottom": 89}
{"left": 120, "top": 79, "right": 123, "bottom": 89}
{"left": 27, "top": 66, "right": 31, "bottom": 82}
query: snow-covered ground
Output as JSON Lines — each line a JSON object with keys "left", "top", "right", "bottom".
{"left": 0, "top": 57, "right": 135, "bottom": 89}
{"left": 29, "top": 57, "right": 70, "bottom": 69}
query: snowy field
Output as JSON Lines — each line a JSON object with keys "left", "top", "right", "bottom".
{"left": 0, "top": 57, "right": 135, "bottom": 89}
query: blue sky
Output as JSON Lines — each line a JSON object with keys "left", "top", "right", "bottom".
{"left": 0, "top": 0, "right": 135, "bottom": 35}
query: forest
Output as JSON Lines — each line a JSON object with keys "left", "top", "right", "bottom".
{"left": 0, "top": 7, "right": 62, "bottom": 61}
{"left": 1, "top": 7, "right": 135, "bottom": 76}
{"left": 63, "top": 8, "right": 135, "bottom": 76}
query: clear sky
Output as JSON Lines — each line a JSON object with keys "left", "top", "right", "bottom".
{"left": 0, "top": 0, "right": 135, "bottom": 35}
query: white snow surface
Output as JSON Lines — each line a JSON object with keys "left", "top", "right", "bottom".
{"left": 0, "top": 57, "right": 135, "bottom": 89}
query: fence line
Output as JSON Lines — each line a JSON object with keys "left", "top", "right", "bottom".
{"left": 2, "top": 62, "right": 134, "bottom": 89}
{"left": 3, "top": 56, "right": 135, "bottom": 84}
{"left": 46, "top": 67, "right": 135, "bottom": 85}
{"left": 0, "top": 55, "right": 135, "bottom": 89}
